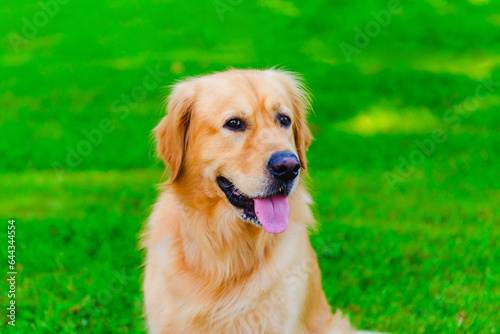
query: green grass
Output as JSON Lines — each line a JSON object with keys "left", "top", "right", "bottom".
{"left": 1, "top": 0, "right": 499, "bottom": 333}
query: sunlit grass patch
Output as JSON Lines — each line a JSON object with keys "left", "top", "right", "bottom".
{"left": 352, "top": 53, "right": 500, "bottom": 79}
{"left": 258, "top": 0, "right": 300, "bottom": 17}
{"left": 427, "top": 0, "right": 456, "bottom": 15}
{"left": 0, "top": 169, "right": 162, "bottom": 221}
{"left": 1, "top": 52, "right": 33, "bottom": 67}
{"left": 486, "top": 13, "right": 500, "bottom": 26}
{"left": 411, "top": 53, "right": 500, "bottom": 79}
{"left": 332, "top": 101, "right": 441, "bottom": 135}
{"left": 467, "top": 0, "right": 490, "bottom": 5}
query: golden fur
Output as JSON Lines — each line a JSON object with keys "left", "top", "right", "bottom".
{"left": 142, "top": 69, "right": 356, "bottom": 333}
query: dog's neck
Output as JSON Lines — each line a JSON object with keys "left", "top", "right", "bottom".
{"left": 174, "top": 185, "right": 278, "bottom": 284}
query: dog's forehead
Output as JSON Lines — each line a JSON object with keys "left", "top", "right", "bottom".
{"left": 195, "top": 72, "right": 291, "bottom": 117}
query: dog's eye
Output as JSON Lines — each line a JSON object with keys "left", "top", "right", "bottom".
{"left": 224, "top": 118, "right": 245, "bottom": 131}
{"left": 279, "top": 115, "right": 291, "bottom": 127}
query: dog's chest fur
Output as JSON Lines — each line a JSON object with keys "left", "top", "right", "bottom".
{"left": 144, "top": 216, "right": 314, "bottom": 334}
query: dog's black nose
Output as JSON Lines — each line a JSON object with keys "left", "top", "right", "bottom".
{"left": 268, "top": 151, "right": 300, "bottom": 182}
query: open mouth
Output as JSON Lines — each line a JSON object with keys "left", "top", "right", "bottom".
{"left": 216, "top": 176, "right": 290, "bottom": 233}
{"left": 217, "top": 176, "right": 258, "bottom": 222}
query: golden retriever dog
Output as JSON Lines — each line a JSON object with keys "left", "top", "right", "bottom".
{"left": 142, "top": 69, "right": 380, "bottom": 334}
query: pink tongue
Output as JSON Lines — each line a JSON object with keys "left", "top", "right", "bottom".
{"left": 253, "top": 195, "right": 290, "bottom": 233}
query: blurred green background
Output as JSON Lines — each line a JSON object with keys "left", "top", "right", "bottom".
{"left": 1, "top": 0, "right": 499, "bottom": 333}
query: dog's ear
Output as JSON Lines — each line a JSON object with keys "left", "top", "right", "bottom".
{"left": 155, "top": 81, "right": 195, "bottom": 182}
{"left": 272, "top": 70, "right": 313, "bottom": 169}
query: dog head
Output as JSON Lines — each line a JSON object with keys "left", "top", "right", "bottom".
{"left": 155, "top": 69, "right": 312, "bottom": 233}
